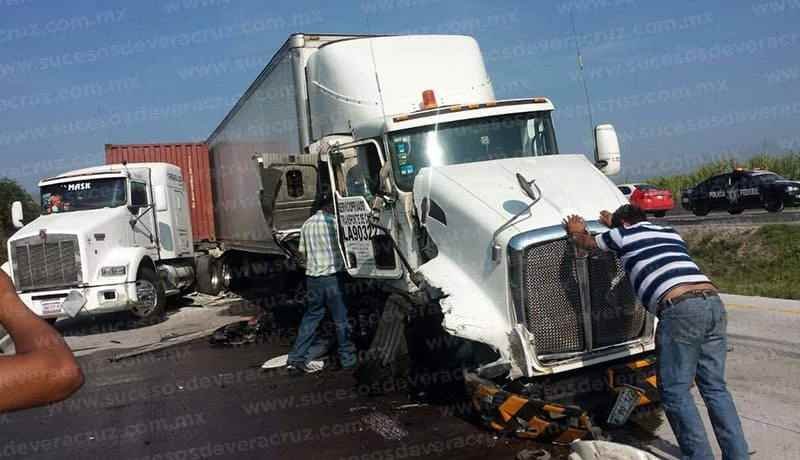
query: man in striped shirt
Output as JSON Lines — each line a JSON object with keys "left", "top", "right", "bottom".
{"left": 287, "top": 197, "right": 357, "bottom": 374}
{"left": 565, "top": 205, "right": 749, "bottom": 460}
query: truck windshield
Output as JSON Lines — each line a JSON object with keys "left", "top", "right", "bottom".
{"left": 389, "top": 111, "right": 558, "bottom": 191}
{"left": 41, "top": 178, "right": 128, "bottom": 215}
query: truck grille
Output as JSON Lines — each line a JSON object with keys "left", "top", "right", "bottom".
{"left": 520, "top": 238, "right": 647, "bottom": 358}
{"left": 11, "top": 235, "right": 81, "bottom": 292}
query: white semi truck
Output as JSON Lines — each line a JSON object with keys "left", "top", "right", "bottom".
{"left": 6, "top": 33, "right": 658, "bottom": 435}
{"left": 5, "top": 162, "right": 206, "bottom": 323}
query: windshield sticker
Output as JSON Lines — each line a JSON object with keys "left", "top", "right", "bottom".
{"left": 64, "top": 182, "right": 91, "bottom": 191}
{"left": 399, "top": 164, "right": 415, "bottom": 176}
{"left": 395, "top": 141, "right": 409, "bottom": 154}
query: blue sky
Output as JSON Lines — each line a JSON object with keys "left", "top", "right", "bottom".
{"left": 1, "top": 0, "right": 799, "bottom": 191}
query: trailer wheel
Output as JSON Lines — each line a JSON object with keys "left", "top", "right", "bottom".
{"left": 130, "top": 266, "right": 166, "bottom": 325}
{"left": 195, "top": 255, "right": 222, "bottom": 296}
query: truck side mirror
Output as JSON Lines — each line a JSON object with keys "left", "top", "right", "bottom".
{"left": 11, "top": 201, "right": 24, "bottom": 229}
{"left": 594, "top": 124, "right": 621, "bottom": 176}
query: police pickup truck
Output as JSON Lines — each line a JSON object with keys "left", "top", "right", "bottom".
{"left": 681, "top": 169, "right": 800, "bottom": 216}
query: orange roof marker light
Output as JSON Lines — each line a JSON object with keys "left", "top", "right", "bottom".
{"left": 421, "top": 90, "right": 438, "bottom": 110}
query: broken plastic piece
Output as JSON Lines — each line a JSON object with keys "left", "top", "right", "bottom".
{"left": 261, "top": 355, "right": 289, "bottom": 370}
{"left": 516, "top": 448, "right": 551, "bottom": 460}
{"left": 568, "top": 441, "right": 659, "bottom": 460}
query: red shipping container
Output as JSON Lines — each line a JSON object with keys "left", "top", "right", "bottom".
{"left": 105, "top": 143, "right": 216, "bottom": 242}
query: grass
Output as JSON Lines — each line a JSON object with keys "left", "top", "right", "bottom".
{"left": 683, "top": 224, "right": 800, "bottom": 299}
{"left": 647, "top": 152, "right": 800, "bottom": 198}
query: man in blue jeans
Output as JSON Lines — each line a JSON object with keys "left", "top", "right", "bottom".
{"left": 565, "top": 205, "right": 749, "bottom": 460}
{"left": 287, "top": 197, "right": 357, "bottom": 374}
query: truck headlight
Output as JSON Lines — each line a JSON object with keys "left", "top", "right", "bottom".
{"left": 101, "top": 266, "right": 127, "bottom": 277}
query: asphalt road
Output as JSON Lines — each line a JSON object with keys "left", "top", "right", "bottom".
{"left": 1, "top": 293, "right": 798, "bottom": 460}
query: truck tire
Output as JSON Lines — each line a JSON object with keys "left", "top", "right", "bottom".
{"left": 355, "top": 294, "right": 412, "bottom": 393}
{"left": 355, "top": 294, "right": 474, "bottom": 401}
{"left": 195, "top": 255, "right": 222, "bottom": 296}
{"left": 130, "top": 266, "right": 166, "bottom": 325}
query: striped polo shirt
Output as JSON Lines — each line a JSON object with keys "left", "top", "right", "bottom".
{"left": 595, "top": 222, "right": 710, "bottom": 313}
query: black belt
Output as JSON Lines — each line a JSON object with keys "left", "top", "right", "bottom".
{"left": 658, "top": 289, "right": 718, "bottom": 315}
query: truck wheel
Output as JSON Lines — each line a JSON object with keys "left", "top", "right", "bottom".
{"left": 765, "top": 198, "right": 784, "bottom": 213}
{"left": 195, "top": 255, "right": 222, "bottom": 296}
{"left": 130, "top": 266, "right": 166, "bottom": 324}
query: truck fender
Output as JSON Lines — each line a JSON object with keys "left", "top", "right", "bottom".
{"left": 96, "top": 248, "right": 156, "bottom": 284}
{"left": 417, "top": 256, "right": 522, "bottom": 377}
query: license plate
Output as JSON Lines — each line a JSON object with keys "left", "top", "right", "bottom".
{"left": 607, "top": 386, "right": 642, "bottom": 426}
{"left": 40, "top": 300, "right": 64, "bottom": 315}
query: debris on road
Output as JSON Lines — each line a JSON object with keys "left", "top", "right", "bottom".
{"left": 261, "top": 354, "right": 288, "bottom": 370}
{"left": 516, "top": 448, "right": 551, "bottom": 460}
{"left": 209, "top": 319, "right": 264, "bottom": 347}
{"left": 568, "top": 441, "right": 659, "bottom": 460}
{"left": 361, "top": 412, "right": 409, "bottom": 441}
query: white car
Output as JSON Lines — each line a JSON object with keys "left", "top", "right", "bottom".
{"left": 617, "top": 183, "right": 639, "bottom": 200}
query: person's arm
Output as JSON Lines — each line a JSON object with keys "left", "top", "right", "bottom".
{"left": 564, "top": 215, "right": 598, "bottom": 250}
{"left": 0, "top": 273, "right": 83, "bottom": 412}
{"left": 564, "top": 212, "right": 620, "bottom": 252}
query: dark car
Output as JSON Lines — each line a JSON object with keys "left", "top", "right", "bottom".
{"left": 681, "top": 169, "right": 800, "bottom": 216}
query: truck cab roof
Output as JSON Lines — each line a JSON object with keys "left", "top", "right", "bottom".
{"left": 39, "top": 163, "right": 179, "bottom": 186}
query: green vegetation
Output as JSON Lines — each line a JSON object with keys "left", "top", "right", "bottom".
{"left": 0, "top": 179, "right": 39, "bottom": 264}
{"left": 684, "top": 224, "right": 800, "bottom": 299}
{"left": 648, "top": 152, "right": 800, "bottom": 198}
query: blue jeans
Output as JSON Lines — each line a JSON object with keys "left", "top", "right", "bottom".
{"left": 657, "top": 295, "right": 749, "bottom": 460}
{"left": 288, "top": 274, "right": 357, "bottom": 368}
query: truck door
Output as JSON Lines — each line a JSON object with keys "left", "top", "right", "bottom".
{"left": 737, "top": 173, "right": 759, "bottom": 208}
{"left": 328, "top": 140, "right": 404, "bottom": 279}
{"left": 255, "top": 153, "right": 319, "bottom": 257}
{"left": 130, "top": 180, "right": 159, "bottom": 259}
